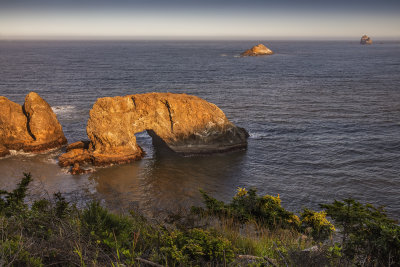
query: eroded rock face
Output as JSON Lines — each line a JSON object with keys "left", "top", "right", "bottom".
{"left": 0, "top": 92, "right": 67, "bottom": 155}
{"left": 23, "top": 92, "right": 67, "bottom": 152}
{"left": 0, "top": 96, "right": 34, "bottom": 150}
{"left": 241, "top": 44, "right": 274, "bottom": 56}
{"left": 360, "top": 35, "right": 372, "bottom": 45}
{"left": 59, "top": 93, "right": 248, "bottom": 167}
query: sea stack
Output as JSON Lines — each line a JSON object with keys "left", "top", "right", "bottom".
{"left": 0, "top": 92, "right": 67, "bottom": 156}
{"left": 241, "top": 44, "right": 274, "bottom": 56}
{"left": 59, "top": 92, "right": 248, "bottom": 169}
{"left": 360, "top": 35, "right": 372, "bottom": 45}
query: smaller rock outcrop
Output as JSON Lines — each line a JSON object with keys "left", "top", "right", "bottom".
{"left": 241, "top": 44, "right": 274, "bottom": 56}
{"left": 0, "top": 92, "right": 67, "bottom": 157}
{"left": 360, "top": 35, "right": 372, "bottom": 45}
{"left": 0, "top": 96, "right": 33, "bottom": 150}
{"left": 59, "top": 148, "right": 91, "bottom": 167}
{"left": 23, "top": 92, "right": 67, "bottom": 152}
{"left": 66, "top": 141, "right": 90, "bottom": 152}
{"left": 70, "top": 162, "right": 89, "bottom": 175}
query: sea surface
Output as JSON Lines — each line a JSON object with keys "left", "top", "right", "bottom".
{"left": 0, "top": 40, "right": 399, "bottom": 217}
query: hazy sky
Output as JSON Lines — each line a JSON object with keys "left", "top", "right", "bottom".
{"left": 1, "top": 0, "right": 399, "bottom": 39}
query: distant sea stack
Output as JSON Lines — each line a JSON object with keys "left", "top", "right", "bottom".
{"left": 59, "top": 92, "right": 249, "bottom": 170}
{"left": 0, "top": 92, "right": 67, "bottom": 156}
{"left": 360, "top": 35, "right": 372, "bottom": 45}
{"left": 241, "top": 44, "right": 274, "bottom": 56}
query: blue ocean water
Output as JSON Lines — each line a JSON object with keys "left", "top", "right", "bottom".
{"left": 0, "top": 40, "right": 399, "bottom": 217}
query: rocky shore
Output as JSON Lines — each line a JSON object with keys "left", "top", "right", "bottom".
{"left": 1, "top": 92, "right": 248, "bottom": 173}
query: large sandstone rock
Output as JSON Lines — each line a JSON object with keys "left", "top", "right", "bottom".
{"left": 0, "top": 96, "right": 34, "bottom": 150}
{"left": 59, "top": 93, "right": 248, "bottom": 167}
{"left": 241, "top": 44, "right": 274, "bottom": 56}
{"left": 0, "top": 92, "right": 67, "bottom": 155}
{"left": 23, "top": 92, "right": 67, "bottom": 152}
{"left": 360, "top": 35, "right": 372, "bottom": 45}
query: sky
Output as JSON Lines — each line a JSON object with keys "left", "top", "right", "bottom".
{"left": 0, "top": 0, "right": 399, "bottom": 40}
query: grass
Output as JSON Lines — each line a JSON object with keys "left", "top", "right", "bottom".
{"left": 0, "top": 173, "right": 399, "bottom": 266}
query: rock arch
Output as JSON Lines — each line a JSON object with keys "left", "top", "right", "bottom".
{"left": 60, "top": 93, "right": 248, "bottom": 168}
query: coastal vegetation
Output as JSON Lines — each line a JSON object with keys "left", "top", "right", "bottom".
{"left": 0, "top": 173, "right": 399, "bottom": 266}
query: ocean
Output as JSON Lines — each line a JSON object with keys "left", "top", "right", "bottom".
{"left": 0, "top": 40, "right": 399, "bottom": 217}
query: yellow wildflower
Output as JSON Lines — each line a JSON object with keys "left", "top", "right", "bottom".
{"left": 264, "top": 194, "right": 281, "bottom": 205}
{"left": 236, "top": 187, "right": 248, "bottom": 197}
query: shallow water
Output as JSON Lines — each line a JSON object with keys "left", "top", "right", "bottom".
{"left": 0, "top": 40, "right": 399, "bottom": 217}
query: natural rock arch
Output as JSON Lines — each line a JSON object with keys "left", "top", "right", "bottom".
{"left": 60, "top": 93, "right": 248, "bottom": 168}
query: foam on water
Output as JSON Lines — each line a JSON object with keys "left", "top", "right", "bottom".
{"left": 9, "top": 150, "right": 36, "bottom": 157}
{"left": 51, "top": 105, "right": 76, "bottom": 115}
{"left": 248, "top": 131, "right": 268, "bottom": 140}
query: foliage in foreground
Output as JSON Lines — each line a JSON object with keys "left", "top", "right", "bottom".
{"left": 194, "top": 187, "right": 400, "bottom": 267}
{"left": 0, "top": 173, "right": 399, "bottom": 266}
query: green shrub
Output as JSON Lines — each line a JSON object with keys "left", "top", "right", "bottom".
{"left": 300, "top": 208, "right": 335, "bottom": 242}
{"left": 321, "top": 198, "right": 400, "bottom": 266}
{"left": 0, "top": 172, "right": 31, "bottom": 216}
{"left": 160, "top": 228, "right": 235, "bottom": 266}
{"left": 194, "top": 188, "right": 300, "bottom": 230}
{"left": 1, "top": 236, "right": 43, "bottom": 267}
{"left": 81, "top": 201, "right": 133, "bottom": 252}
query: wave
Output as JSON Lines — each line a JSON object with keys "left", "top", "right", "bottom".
{"left": 9, "top": 150, "right": 36, "bottom": 157}
{"left": 51, "top": 105, "right": 76, "bottom": 115}
{"left": 248, "top": 131, "right": 268, "bottom": 140}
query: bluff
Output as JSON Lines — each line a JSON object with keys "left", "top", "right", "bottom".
{"left": 241, "top": 44, "right": 274, "bottom": 56}
{"left": 59, "top": 93, "right": 248, "bottom": 168}
{"left": 0, "top": 92, "right": 67, "bottom": 155}
{"left": 360, "top": 35, "right": 372, "bottom": 45}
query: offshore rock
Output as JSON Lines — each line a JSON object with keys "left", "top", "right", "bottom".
{"left": 23, "top": 92, "right": 67, "bottom": 152}
{"left": 59, "top": 148, "right": 91, "bottom": 167}
{"left": 70, "top": 163, "right": 89, "bottom": 175}
{"left": 241, "top": 44, "right": 274, "bottom": 56}
{"left": 66, "top": 140, "right": 90, "bottom": 152}
{"left": 0, "top": 92, "right": 67, "bottom": 156}
{"left": 360, "top": 35, "right": 372, "bottom": 45}
{"left": 59, "top": 92, "right": 248, "bottom": 168}
{"left": 0, "top": 96, "right": 34, "bottom": 150}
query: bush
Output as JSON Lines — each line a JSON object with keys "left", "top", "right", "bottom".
{"left": 300, "top": 208, "right": 335, "bottom": 242}
{"left": 1, "top": 174, "right": 399, "bottom": 266}
{"left": 194, "top": 187, "right": 300, "bottom": 230}
{"left": 0, "top": 172, "right": 31, "bottom": 216}
{"left": 321, "top": 198, "right": 400, "bottom": 266}
{"left": 81, "top": 201, "right": 134, "bottom": 253}
{"left": 160, "top": 228, "right": 235, "bottom": 266}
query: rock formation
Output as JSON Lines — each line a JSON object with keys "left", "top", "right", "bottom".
{"left": 59, "top": 93, "right": 248, "bottom": 168}
{"left": 0, "top": 92, "right": 67, "bottom": 155}
{"left": 241, "top": 44, "right": 274, "bottom": 56}
{"left": 360, "top": 35, "right": 372, "bottom": 45}
{"left": 0, "top": 96, "right": 33, "bottom": 150}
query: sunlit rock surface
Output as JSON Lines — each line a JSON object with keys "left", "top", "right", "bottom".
{"left": 59, "top": 92, "right": 248, "bottom": 168}
{"left": 0, "top": 92, "right": 67, "bottom": 155}
{"left": 241, "top": 44, "right": 274, "bottom": 56}
{"left": 360, "top": 35, "right": 372, "bottom": 45}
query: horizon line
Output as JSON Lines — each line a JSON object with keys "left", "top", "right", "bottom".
{"left": 1, "top": 35, "right": 400, "bottom": 41}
